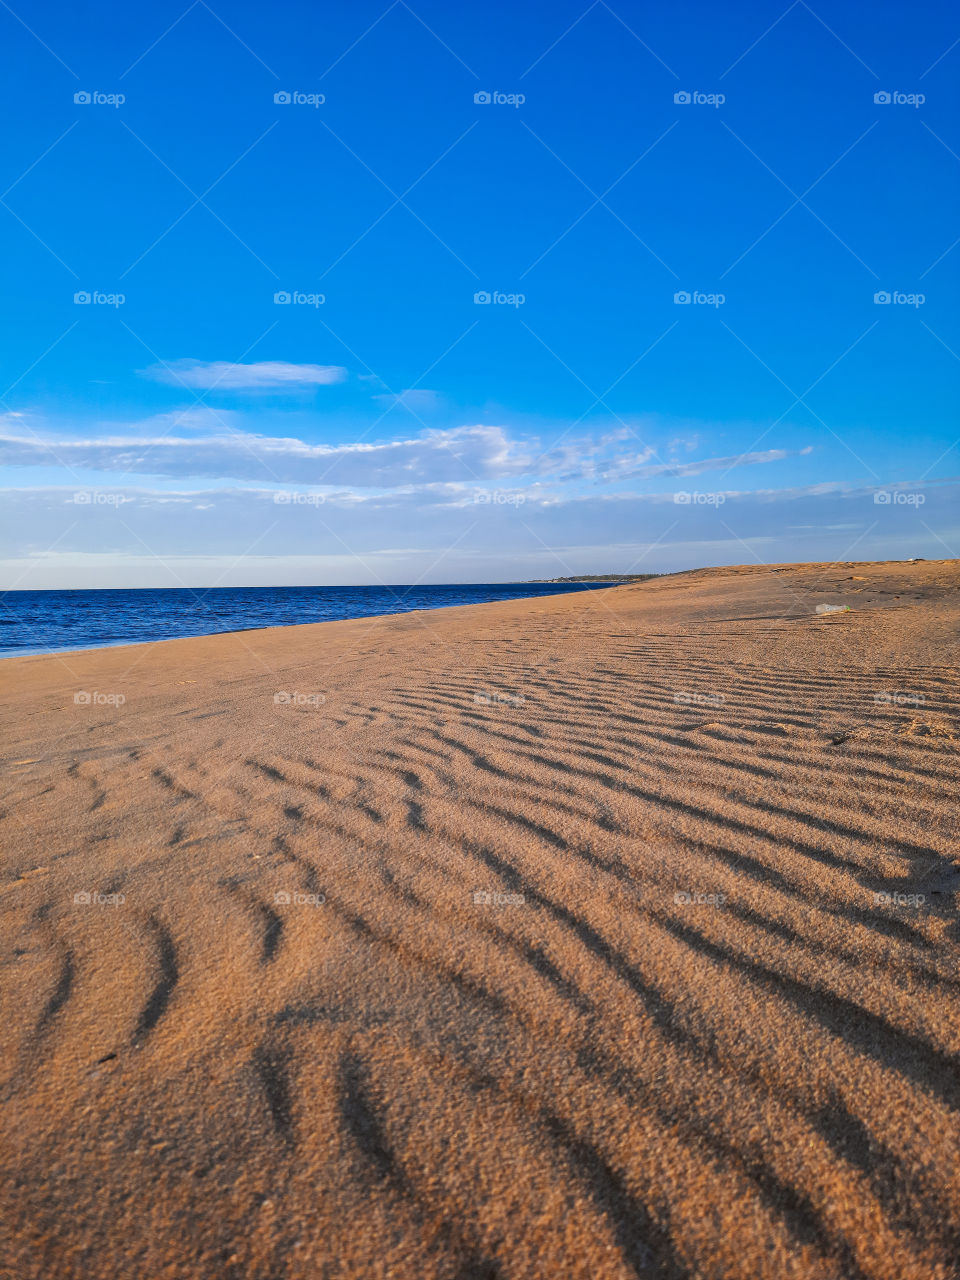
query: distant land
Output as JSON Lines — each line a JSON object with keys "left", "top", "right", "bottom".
{"left": 524, "top": 574, "right": 660, "bottom": 583}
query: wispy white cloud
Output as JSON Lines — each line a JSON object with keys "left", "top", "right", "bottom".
{"left": 140, "top": 360, "right": 347, "bottom": 390}
{"left": 0, "top": 425, "right": 529, "bottom": 485}
{"left": 608, "top": 446, "right": 814, "bottom": 481}
{"left": 372, "top": 389, "right": 442, "bottom": 411}
{"left": 121, "top": 407, "right": 245, "bottom": 435}
{"left": 0, "top": 424, "right": 810, "bottom": 489}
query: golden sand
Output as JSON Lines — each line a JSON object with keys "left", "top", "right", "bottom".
{"left": 1, "top": 561, "right": 958, "bottom": 1279}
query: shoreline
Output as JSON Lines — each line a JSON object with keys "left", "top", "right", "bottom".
{"left": 1, "top": 559, "right": 946, "bottom": 663}
{"left": 0, "top": 579, "right": 622, "bottom": 663}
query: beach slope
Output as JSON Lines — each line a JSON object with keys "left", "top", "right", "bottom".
{"left": 1, "top": 561, "right": 959, "bottom": 1280}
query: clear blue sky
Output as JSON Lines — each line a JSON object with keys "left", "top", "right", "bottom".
{"left": 1, "top": 0, "right": 957, "bottom": 586}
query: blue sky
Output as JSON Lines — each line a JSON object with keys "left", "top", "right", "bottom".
{"left": 0, "top": 0, "right": 957, "bottom": 586}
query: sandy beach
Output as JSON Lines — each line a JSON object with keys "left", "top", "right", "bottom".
{"left": 1, "top": 560, "right": 958, "bottom": 1280}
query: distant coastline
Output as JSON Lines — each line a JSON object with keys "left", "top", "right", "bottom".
{"left": 523, "top": 573, "right": 660, "bottom": 583}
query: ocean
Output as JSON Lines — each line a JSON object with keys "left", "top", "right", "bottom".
{"left": 0, "top": 583, "right": 611, "bottom": 658}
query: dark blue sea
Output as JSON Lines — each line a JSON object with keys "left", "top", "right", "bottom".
{"left": 0, "top": 583, "right": 612, "bottom": 658}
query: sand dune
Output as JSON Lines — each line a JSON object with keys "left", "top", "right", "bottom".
{"left": 1, "top": 561, "right": 959, "bottom": 1279}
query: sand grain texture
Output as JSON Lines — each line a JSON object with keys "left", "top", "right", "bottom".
{"left": 1, "top": 562, "right": 959, "bottom": 1279}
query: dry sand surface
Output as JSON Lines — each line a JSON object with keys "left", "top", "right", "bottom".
{"left": 1, "top": 560, "right": 959, "bottom": 1280}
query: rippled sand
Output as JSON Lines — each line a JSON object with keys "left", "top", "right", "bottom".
{"left": 1, "top": 561, "right": 958, "bottom": 1279}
